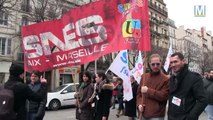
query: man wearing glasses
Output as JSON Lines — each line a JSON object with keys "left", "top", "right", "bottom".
{"left": 137, "top": 54, "right": 169, "bottom": 120}
{"left": 168, "top": 52, "right": 207, "bottom": 120}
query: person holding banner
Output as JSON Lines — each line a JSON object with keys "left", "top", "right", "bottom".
{"left": 168, "top": 52, "right": 207, "bottom": 120}
{"left": 94, "top": 71, "right": 114, "bottom": 120}
{"left": 137, "top": 54, "right": 169, "bottom": 120}
{"left": 75, "top": 71, "right": 94, "bottom": 120}
{"left": 125, "top": 76, "right": 139, "bottom": 120}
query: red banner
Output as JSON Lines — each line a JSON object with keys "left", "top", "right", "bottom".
{"left": 22, "top": 0, "right": 150, "bottom": 72}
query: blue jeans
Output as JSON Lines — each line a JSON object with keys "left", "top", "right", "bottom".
{"left": 142, "top": 116, "right": 164, "bottom": 120}
{"left": 205, "top": 105, "right": 213, "bottom": 120}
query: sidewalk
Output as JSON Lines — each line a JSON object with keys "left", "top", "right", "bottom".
{"left": 108, "top": 104, "right": 207, "bottom": 120}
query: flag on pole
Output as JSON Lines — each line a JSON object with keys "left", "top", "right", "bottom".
{"left": 131, "top": 51, "right": 144, "bottom": 83}
{"left": 107, "top": 50, "right": 133, "bottom": 101}
{"left": 164, "top": 46, "right": 173, "bottom": 72}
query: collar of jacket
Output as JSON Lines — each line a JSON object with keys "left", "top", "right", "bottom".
{"left": 79, "top": 81, "right": 90, "bottom": 89}
{"left": 8, "top": 75, "right": 24, "bottom": 83}
{"left": 175, "top": 64, "right": 189, "bottom": 81}
{"left": 97, "top": 79, "right": 114, "bottom": 92}
{"left": 170, "top": 64, "right": 188, "bottom": 93}
{"left": 30, "top": 80, "right": 41, "bottom": 85}
{"left": 102, "top": 82, "right": 114, "bottom": 91}
{"left": 207, "top": 77, "right": 213, "bottom": 81}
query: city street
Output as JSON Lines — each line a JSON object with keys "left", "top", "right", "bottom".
{"left": 44, "top": 105, "right": 208, "bottom": 120}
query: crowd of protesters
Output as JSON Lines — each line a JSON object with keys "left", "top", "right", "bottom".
{"left": 1, "top": 52, "right": 212, "bottom": 120}
{"left": 74, "top": 52, "right": 210, "bottom": 120}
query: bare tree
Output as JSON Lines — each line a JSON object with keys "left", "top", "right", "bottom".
{"left": 29, "top": 0, "right": 63, "bottom": 22}
{"left": 182, "top": 40, "right": 200, "bottom": 64}
{"left": 0, "top": 0, "right": 17, "bottom": 11}
{"left": 198, "top": 49, "right": 213, "bottom": 74}
{"left": 19, "top": 0, "right": 78, "bottom": 23}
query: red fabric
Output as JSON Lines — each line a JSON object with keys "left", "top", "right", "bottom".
{"left": 22, "top": 0, "right": 150, "bottom": 72}
{"left": 112, "top": 90, "right": 118, "bottom": 96}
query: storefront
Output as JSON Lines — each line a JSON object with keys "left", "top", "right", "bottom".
{"left": 58, "top": 66, "right": 80, "bottom": 85}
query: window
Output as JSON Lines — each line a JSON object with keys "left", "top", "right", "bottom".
{"left": 21, "top": 16, "right": 28, "bottom": 26}
{"left": 21, "top": 0, "right": 31, "bottom": 12}
{"left": 158, "top": 4, "right": 161, "bottom": 10}
{"left": 0, "top": 11, "right": 8, "bottom": 25}
{"left": 155, "top": 26, "right": 158, "bottom": 32}
{"left": 64, "top": 85, "right": 75, "bottom": 93}
{"left": 0, "top": 37, "right": 11, "bottom": 55}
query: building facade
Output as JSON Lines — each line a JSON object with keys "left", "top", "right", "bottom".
{"left": 0, "top": 0, "right": 81, "bottom": 89}
{"left": 148, "top": 0, "right": 169, "bottom": 49}
{"left": 167, "top": 18, "right": 176, "bottom": 51}
{"left": 175, "top": 26, "right": 213, "bottom": 74}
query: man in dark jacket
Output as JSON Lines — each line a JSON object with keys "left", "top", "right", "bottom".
{"left": 203, "top": 69, "right": 213, "bottom": 120}
{"left": 168, "top": 52, "right": 208, "bottom": 120}
{"left": 4, "top": 62, "right": 47, "bottom": 120}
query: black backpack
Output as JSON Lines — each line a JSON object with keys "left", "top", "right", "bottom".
{"left": 0, "top": 84, "right": 16, "bottom": 120}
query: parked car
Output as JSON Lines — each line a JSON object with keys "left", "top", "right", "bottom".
{"left": 46, "top": 83, "right": 79, "bottom": 110}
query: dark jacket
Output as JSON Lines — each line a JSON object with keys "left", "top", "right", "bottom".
{"left": 28, "top": 81, "right": 47, "bottom": 120}
{"left": 78, "top": 82, "right": 94, "bottom": 120}
{"left": 94, "top": 80, "right": 114, "bottom": 120}
{"left": 4, "top": 76, "right": 47, "bottom": 120}
{"left": 203, "top": 77, "right": 213, "bottom": 105}
{"left": 116, "top": 84, "right": 123, "bottom": 99}
{"left": 168, "top": 65, "right": 208, "bottom": 120}
{"left": 125, "top": 81, "right": 138, "bottom": 117}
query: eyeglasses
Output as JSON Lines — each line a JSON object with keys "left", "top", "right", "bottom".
{"left": 151, "top": 63, "right": 160, "bottom": 67}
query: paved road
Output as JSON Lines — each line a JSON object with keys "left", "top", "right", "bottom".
{"left": 44, "top": 105, "right": 208, "bottom": 120}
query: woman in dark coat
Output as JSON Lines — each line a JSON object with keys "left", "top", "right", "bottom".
{"left": 125, "top": 76, "right": 139, "bottom": 120}
{"left": 94, "top": 71, "right": 114, "bottom": 120}
{"left": 76, "top": 71, "right": 94, "bottom": 120}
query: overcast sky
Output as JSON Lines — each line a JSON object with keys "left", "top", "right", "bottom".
{"left": 164, "top": 0, "right": 213, "bottom": 32}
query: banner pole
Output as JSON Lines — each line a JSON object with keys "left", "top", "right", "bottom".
{"left": 139, "top": 52, "right": 147, "bottom": 120}
{"left": 95, "top": 60, "right": 97, "bottom": 74}
{"left": 24, "top": 71, "right": 26, "bottom": 83}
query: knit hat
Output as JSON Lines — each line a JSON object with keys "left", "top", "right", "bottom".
{"left": 9, "top": 62, "right": 24, "bottom": 76}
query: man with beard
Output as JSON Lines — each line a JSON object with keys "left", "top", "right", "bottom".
{"left": 137, "top": 54, "right": 169, "bottom": 120}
